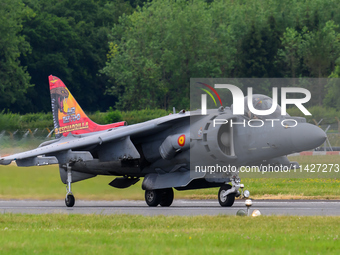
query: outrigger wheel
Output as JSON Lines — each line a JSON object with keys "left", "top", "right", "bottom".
{"left": 65, "top": 194, "right": 75, "bottom": 207}
{"left": 145, "top": 188, "right": 174, "bottom": 207}
{"left": 218, "top": 184, "right": 236, "bottom": 207}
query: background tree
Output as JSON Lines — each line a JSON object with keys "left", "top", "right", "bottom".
{"left": 278, "top": 28, "right": 303, "bottom": 79}
{"left": 299, "top": 21, "right": 340, "bottom": 105}
{"left": 102, "top": 0, "right": 238, "bottom": 110}
{"left": 0, "top": 0, "right": 33, "bottom": 111}
{"left": 1, "top": 0, "right": 340, "bottom": 113}
{"left": 324, "top": 59, "right": 340, "bottom": 110}
{"left": 19, "top": 0, "right": 133, "bottom": 113}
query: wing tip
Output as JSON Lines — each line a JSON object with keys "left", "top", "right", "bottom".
{"left": 0, "top": 158, "right": 13, "bottom": 165}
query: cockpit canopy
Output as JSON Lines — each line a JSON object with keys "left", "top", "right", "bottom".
{"left": 244, "top": 94, "right": 286, "bottom": 119}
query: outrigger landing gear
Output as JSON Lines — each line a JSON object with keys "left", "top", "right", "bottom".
{"left": 145, "top": 188, "right": 174, "bottom": 207}
{"left": 65, "top": 164, "right": 75, "bottom": 207}
{"left": 218, "top": 176, "right": 242, "bottom": 207}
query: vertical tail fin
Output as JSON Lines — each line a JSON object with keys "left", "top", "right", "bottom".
{"left": 49, "top": 75, "right": 126, "bottom": 138}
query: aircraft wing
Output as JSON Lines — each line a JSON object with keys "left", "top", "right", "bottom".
{"left": 0, "top": 113, "right": 189, "bottom": 166}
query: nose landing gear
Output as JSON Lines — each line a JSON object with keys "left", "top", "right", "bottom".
{"left": 218, "top": 184, "right": 236, "bottom": 207}
{"left": 218, "top": 176, "right": 246, "bottom": 207}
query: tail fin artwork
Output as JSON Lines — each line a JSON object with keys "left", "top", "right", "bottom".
{"left": 49, "top": 75, "right": 126, "bottom": 138}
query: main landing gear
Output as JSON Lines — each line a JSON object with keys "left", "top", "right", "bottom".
{"left": 144, "top": 177, "right": 247, "bottom": 208}
{"left": 65, "top": 164, "right": 75, "bottom": 207}
{"left": 145, "top": 188, "right": 174, "bottom": 207}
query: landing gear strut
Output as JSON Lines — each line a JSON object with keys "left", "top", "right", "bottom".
{"left": 65, "top": 164, "right": 75, "bottom": 207}
{"left": 145, "top": 188, "right": 174, "bottom": 207}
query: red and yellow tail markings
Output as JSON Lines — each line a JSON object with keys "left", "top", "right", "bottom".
{"left": 49, "top": 74, "right": 126, "bottom": 137}
{"left": 50, "top": 77, "right": 58, "bottom": 83}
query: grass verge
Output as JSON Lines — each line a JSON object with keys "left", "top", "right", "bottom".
{"left": 0, "top": 214, "right": 340, "bottom": 254}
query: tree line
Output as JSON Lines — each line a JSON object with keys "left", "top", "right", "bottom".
{"left": 2, "top": 0, "right": 340, "bottom": 114}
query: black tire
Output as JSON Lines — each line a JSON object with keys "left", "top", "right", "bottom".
{"left": 145, "top": 190, "right": 161, "bottom": 207}
{"left": 159, "top": 188, "right": 174, "bottom": 207}
{"left": 65, "top": 194, "right": 75, "bottom": 207}
{"left": 218, "top": 184, "right": 235, "bottom": 207}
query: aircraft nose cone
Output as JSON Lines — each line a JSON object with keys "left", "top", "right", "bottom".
{"left": 290, "top": 124, "right": 327, "bottom": 152}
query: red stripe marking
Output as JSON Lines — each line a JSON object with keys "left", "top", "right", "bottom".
{"left": 326, "top": 151, "right": 340, "bottom": 155}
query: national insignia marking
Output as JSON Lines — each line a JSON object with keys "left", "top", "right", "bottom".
{"left": 178, "top": 134, "right": 185, "bottom": 147}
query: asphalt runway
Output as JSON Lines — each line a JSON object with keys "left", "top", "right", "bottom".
{"left": 1, "top": 199, "right": 340, "bottom": 216}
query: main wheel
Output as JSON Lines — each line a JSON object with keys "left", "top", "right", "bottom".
{"left": 159, "top": 188, "right": 174, "bottom": 207}
{"left": 145, "top": 190, "right": 162, "bottom": 207}
{"left": 218, "top": 184, "right": 235, "bottom": 207}
{"left": 65, "top": 194, "right": 75, "bottom": 207}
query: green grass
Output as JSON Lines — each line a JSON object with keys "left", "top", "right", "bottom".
{"left": 0, "top": 155, "right": 339, "bottom": 200}
{"left": 0, "top": 214, "right": 340, "bottom": 254}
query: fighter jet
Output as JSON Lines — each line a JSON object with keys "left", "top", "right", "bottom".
{"left": 0, "top": 76, "right": 327, "bottom": 207}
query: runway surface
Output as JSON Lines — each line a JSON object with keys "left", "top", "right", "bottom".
{"left": 1, "top": 199, "right": 340, "bottom": 216}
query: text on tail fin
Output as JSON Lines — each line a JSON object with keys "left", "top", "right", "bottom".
{"left": 49, "top": 75, "right": 126, "bottom": 138}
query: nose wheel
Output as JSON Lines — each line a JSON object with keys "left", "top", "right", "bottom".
{"left": 65, "top": 164, "right": 75, "bottom": 207}
{"left": 218, "top": 177, "right": 248, "bottom": 207}
{"left": 218, "top": 184, "right": 235, "bottom": 207}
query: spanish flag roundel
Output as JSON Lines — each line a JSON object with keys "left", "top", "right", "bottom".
{"left": 178, "top": 134, "right": 185, "bottom": 147}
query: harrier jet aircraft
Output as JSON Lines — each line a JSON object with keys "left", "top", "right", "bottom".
{"left": 0, "top": 76, "right": 327, "bottom": 207}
